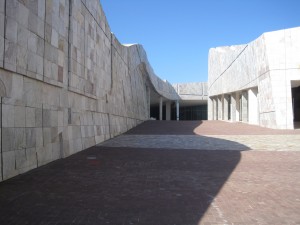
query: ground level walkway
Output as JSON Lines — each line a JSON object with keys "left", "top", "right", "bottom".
{"left": 0, "top": 121, "right": 300, "bottom": 224}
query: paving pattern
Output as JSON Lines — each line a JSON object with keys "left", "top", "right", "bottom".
{"left": 0, "top": 120, "right": 300, "bottom": 225}
{"left": 101, "top": 120, "right": 300, "bottom": 151}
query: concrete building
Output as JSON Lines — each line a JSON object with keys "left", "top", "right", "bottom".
{"left": 208, "top": 27, "right": 300, "bottom": 129}
{"left": 150, "top": 82, "right": 208, "bottom": 120}
{"left": 0, "top": 0, "right": 206, "bottom": 181}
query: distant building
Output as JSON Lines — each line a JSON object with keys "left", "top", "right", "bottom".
{"left": 150, "top": 82, "right": 208, "bottom": 121}
{"left": 208, "top": 27, "right": 300, "bottom": 129}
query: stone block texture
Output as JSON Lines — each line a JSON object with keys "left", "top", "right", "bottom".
{"left": 208, "top": 27, "right": 300, "bottom": 129}
{"left": 0, "top": 0, "right": 178, "bottom": 181}
{"left": 172, "top": 82, "right": 207, "bottom": 101}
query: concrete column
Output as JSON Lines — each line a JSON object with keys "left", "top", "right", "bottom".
{"left": 166, "top": 101, "right": 171, "bottom": 120}
{"left": 231, "top": 93, "right": 237, "bottom": 122}
{"left": 176, "top": 100, "right": 179, "bottom": 120}
{"left": 221, "top": 95, "right": 225, "bottom": 120}
{"left": 218, "top": 96, "right": 222, "bottom": 120}
{"left": 242, "top": 91, "right": 248, "bottom": 122}
{"left": 208, "top": 97, "right": 213, "bottom": 120}
{"left": 223, "top": 95, "right": 229, "bottom": 120}
{"left": 248, "top": 88, "right": 258, "bottom": 125}
{"left": 214, "top": 97, "right": 218, "bottom": 120}
{"left": 236, "top": 92, "right": 240, "bottom": 121}
{"left": 159, "top": 97, "right": 163, "bottom": 120}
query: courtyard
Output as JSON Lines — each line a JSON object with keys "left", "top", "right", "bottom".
{"left": 0, "top": 121, "right": 300, "bottom": 225}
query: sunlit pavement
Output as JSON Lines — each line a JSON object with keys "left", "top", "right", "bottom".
{"left": 0, "top": 121, "right": 300, "bottom": 224}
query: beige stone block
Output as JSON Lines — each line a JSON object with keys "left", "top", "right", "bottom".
{"left": 26, "top": 107, "right": 36, "bottom": 127}
{"left": 37, "top": 17, "right": 44, "bottom": 38}
{"left": 36, "top": 127, "right": 43, "bottom": 147}
{"left": 44, "top": 58, "right": 52, "bottom": 79}
{"left": 17, "top": 2, "right": 29, "bottom": 28}
{"left": 51, "top": 29, "right": 58, "bottom": 48}
{"left": 50, "top": 110, "right": 58, "bottom": 127}
{"left": 6, "top": 18, "right": 18, "bottom": 43}
{"left": 15, "top": 148, "right": 26, "bottom": 171}
{"left": 95, "top": 135, "right": 105, "bottom": 144}
{"left": 58, "top": 110, "right": 64, "bottom": 126}
{"left": 0, "top": 13, "right": 4, "bottom": 37}
{"left": 23, "top": 78, "right": 42, "bottom": 108}
{"left": 43, "top": 127, "right": 51, "bottom": 144}
{"left": 80, "top": 125, "right": 86, "bottom": 138}
{"left": 38, "top": 0, "right": 45, "bottom": 20}
{"left": 58, "top": 37, "right": 64, "bottom": 51}
{"left": 45, "top": 23, "right": 51, "bottom": 43}
{"left": 2, "top": 127, "right": 14, "bottom": 152}
{"left": 14, "top": 127, "right": 25, "bottom": 150}
{"left": 17, "top": 26, "right": 29, "bottom": 48}
{"left": 27, "top": 52, "right": 37, "bottom": 73}
{"left": 24, "top": 147, "right": 38, "bottom": 172}
{"left": 2, "top": 104, "right": 14, "bottom": 127}
{"left": 52, "top": 141, "right": 62, "bottom": 160}
{"left": 37, "top": 144, "right": 52, "bottom": 166}
{"left": 35, "top": 107, "right": 42, "bottom": 127}
{"left": 28, "top": 32, "right": 38, "bottom": 53}
{"left": 14, "top": 105, "right": 25, "bottom": 127}
{"left": 6, "top": 0, "right": 18, "bottom": 19}
{"left": 72, "top": 126, "right": 81, "bottom": 139}
{"left": 28, "top": 12, "right": 38, "bottom": 35}
{"left": 51, "top": 127, "right": 59, "bottom": 143}
{"left": 26, "top": 128, "right": 36, "bottom": 148}
{"left": 11, "top": 73, "right": 24, "bottom": 102}
{"left": 2, "top": 151, "right": 18, "bottom": 180}
{"left": 83, "top": 137, "right": 95, "bottom": 149}
{"left": 36, "top": 54, "right": 43, "bottom": 75}
{"left": 37, "top": 36, "right": 44, "bottom": 56}
{"left": 43, "top": 108, "right": 51, "bottom": 127}
{"left": 0, "top": 0, "right": 4, "bottom": 14}
{"left": 62, "top": 140, "right": 70, "bottom": 157}
{"left": 58, "top": 50, "right": 64, "bottom": 66}
{"left": 72, "top": 137, "right": 82, "bottom": 154}
{"left": 51, "top": 63, "right": 58, "bottom": 81}
{"left": 45, "top": 42, "right": 58, "bottom": 63}
{"left": 17, "top": 45, "right": 28, "bottom": 71}
{"left": 0, "top": 36, "right": 4, "bottom": 67}
{"left": 4, "top": 40, "right": 17, "bottom": 72}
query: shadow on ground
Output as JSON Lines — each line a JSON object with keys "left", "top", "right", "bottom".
{"left": 125, "top": 120, "right": 204, "bottom": 135}
{"left": 0, "top": 121, "right": 250, "bottom": 225}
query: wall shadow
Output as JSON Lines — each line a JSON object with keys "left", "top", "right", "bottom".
{"left": 125, "top": 120, "right": 204, "bottom": 135}
{"left": 0, "top": 120, "right": 249, "bottom": 224}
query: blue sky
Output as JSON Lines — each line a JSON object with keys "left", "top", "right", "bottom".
{"left": 100, "top": 0, "right": 300, "bottom": 84}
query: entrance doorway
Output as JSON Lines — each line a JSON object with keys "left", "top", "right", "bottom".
{"left": 292, "top": 85, "right": 300, "bottom": 128}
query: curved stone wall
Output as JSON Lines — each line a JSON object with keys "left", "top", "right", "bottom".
{"left": 0, "top": 0, "right": 178, "bottom": 181}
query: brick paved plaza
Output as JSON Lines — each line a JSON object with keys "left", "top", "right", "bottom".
{"left": 0, "top": 121, "right": 300, "bottom": 225}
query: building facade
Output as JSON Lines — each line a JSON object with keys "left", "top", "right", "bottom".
{"left": 208, "top": 27, "right": 300, "bottom": 129}
{"left": 0, "top": 0, "right": 184, "bottom": 181}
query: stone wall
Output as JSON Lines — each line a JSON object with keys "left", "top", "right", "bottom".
{"left": 172, "top": 82, "right": 207, "bottom": 101}
{"left": 208, "top": 27, "right": 300, "bottom": 129}
{"left": 0, "top": 0, "right": 178, "bottom": 181}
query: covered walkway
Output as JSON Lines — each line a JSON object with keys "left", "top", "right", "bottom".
{"left": 0, "top": 121, "right": 300, "bottom": 224}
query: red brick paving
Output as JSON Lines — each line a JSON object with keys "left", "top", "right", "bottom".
{"left": 127, "top": 120, "right": 300, "bottom": 135}
{"left": 0, "top": 121, "right": 299, "bottom": 225}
